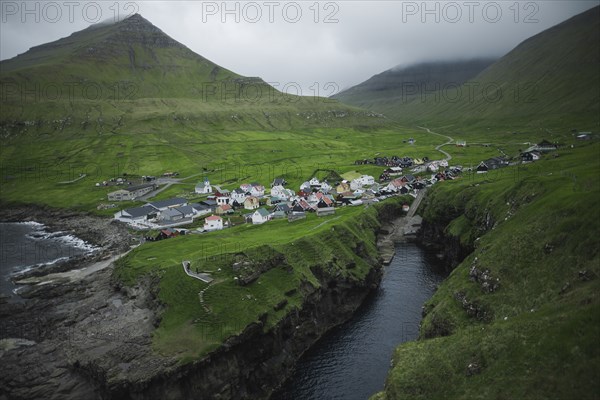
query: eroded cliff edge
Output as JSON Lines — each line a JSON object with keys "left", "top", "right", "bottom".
{"left": 1, "top": 200, "right": 406, "bottom": 400}
{"left": 372, "top": 164, "right": 600, "bottom": 400}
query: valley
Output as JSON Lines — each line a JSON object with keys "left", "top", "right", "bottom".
{"left": 1, "top": 6, "right": 599, "bottom": 400}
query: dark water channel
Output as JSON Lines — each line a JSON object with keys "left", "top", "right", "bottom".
{"left": 272, "top": 242, "right": 448, "bottom": 400}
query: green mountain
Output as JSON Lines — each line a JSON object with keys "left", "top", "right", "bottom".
{"left": 0, "top": 14, "right": 389, "bottom": 210}
{"left": 0, "top": 14, "right": 246, "bottom": 103}
{"left": 332, "top": 58, "right": 496, "bottom": 112}
{"left": 335, "top": 6, "right": 600, "bottom": 131}
{"left": 0, "top": 14, "right": 381, "bottom": 134}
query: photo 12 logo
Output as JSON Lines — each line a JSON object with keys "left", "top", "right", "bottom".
{"left": 0, "top": 81, "right": 139, "bottom": 103}
{"left": 200, "top": 1, "right": 340, "bottom": 23}
{"left": 1, "top": 1, "right": 139, "bottom": 24}
{"left": 200, "top": 81, "right": 339, "bottom": 103}
{"left": 400, "top": 1, "right": 540, "bottom": 24}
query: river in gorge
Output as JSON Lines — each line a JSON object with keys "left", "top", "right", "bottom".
{"left": 271, "top": 242, "right": 448, "bottom": 400}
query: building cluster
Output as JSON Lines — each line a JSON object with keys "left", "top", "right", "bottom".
{"left": 112, "top": 169, "right": 447, "bottom": 232}
{"left": 109, "top": 144, "right": 485, "bottom": 234}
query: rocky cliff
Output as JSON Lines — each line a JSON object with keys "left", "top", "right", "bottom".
{"left": 0, "top": 202, "right": 403, "bottom": 399}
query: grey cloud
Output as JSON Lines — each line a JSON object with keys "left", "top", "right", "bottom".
{"left": 1, "top": 1, "right": 597, "bottom": 93}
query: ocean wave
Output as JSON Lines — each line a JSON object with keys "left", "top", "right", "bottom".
{"left": 16, "top": 221, "right": 45, "bottom": 228}
{"left": 22, "top": 222, "right": 99, "bottom": 252}
{"left": 55, "top": 234, "right": 98, "bottom": 252}
{"left": 12, "top": 256, "right": 72, "bottom": 275}
{"left": 25, "top": 230, "right": 65, "bottom": 240}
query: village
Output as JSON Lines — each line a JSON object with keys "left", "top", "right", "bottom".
{"left": 111, "top": 172, "right": 423, "bottom": 238}
{"left": 104, "top": 139, "right": 561, "bottom": 240}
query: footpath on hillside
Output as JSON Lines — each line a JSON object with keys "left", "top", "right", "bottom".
{"left": 377, "top": 190, "right": 426, "bottom": 265}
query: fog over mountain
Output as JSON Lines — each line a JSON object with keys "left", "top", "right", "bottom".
{"left": 1, "top": 1, "right": 597, "bottom": 92}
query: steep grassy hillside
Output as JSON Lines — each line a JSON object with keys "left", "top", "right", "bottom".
{"left": 372, "top": 142, "right": 600, "bottom": 399}
{"left": 0, "top": 14, "right": 240, "bottom": 98}
{"left": 0, "top": 14, "right": 392, "bottom": 211}
{"left": 335, "top": 6, "right": 600, "bottom": 132}
{"left": 0, "top": 13, "right": 379, "bottom": 128}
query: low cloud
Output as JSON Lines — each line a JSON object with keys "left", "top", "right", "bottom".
{"left": 1, "top": 1, "right": 597, "bottom": 93}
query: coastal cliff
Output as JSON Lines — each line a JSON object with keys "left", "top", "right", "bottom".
{"left": 372, "top": 149, "right": 600, "bottom": 399}
{"left": 0, "top": 201, "right": 405, "bottom": 399}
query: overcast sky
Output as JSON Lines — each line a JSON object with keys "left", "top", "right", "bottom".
{"left": 1, "top": 1, "right": 598, "bottom": 93}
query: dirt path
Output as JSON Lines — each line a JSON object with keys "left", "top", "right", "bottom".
{"left": 58, "top": 174, "right": 87, "bottom": 184}
{"left": 407, "top": 189, "right": 427, "bottom": 218}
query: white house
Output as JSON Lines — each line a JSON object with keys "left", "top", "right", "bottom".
{"left": 195, "top": 179, "right": 212, "bottom": 194}
{"left": 386, "top": 178, "right": 404, "bottom": 192}
{"left": 300, "top": 181, "right": 311, "bottom": 191}
{"left": 216, "top": 196, "right": 230, "bottom": 206}
{"left": 282, "top": 188, "right": 295, "bottom": 200}
{"left": 251, "top": 208, "right": 271, "bottom": 224}
{"left": 191, "top": 203, "right": 211, "bottom": 217}
{"left": 309, "top": 177, "right": 321, "bottom": 187}
{"left": 203, "top": 215, "right": 223, "bottom": 231}
{"left": 320, "top": 181, "right": 332, "bottom": 192}
{"left": 350, "top": 179, "right": 362, "bottom": 191}
{"left": 387, "top": 167, "right": 403, "bottom": 176}
{"left": 351, "top": 175, "right": 375, "bottom": 190}
{"left": 231, "top": 188, "right": 247, "bottom": 203}
{"left": 428, "top": 163, "right": 439, "bottom": 173}
{"left": 307, "top": 192, "right": 321, "bottom": 203}
{"left": 270, "top": 187, "right": 295, "bottom": 201}
{"left": 358, "top": 175, "right": 375, "bottom": 185}
{"left": 249, "top": 184, "right": 265, "bottom": 197}
{"left": 271, "top": 185, "right": 287, "bottom": 198}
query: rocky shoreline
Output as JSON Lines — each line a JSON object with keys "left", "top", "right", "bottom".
{"left": 0, "top": 205, "right": 405, "bottom": 399}
{"left": 0, "top": 206, "right": 138, "bottom": 300}
{"left": 0, "top": 206, "right": 137, "bottom": 254}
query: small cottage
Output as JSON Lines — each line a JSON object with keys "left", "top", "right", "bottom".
{"left": 203, "top": 215, "right": 223, "bottom": 231}
{"left": 252, "top": 208, "right": 271, "bottom": 224}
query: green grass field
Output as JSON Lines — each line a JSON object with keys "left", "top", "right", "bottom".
{"left": 0, "top": 126, "right": 446, "bottom": 211}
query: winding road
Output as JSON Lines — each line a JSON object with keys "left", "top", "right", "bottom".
{"left": 418, "top": 126, "right": 454, "bottom": 161}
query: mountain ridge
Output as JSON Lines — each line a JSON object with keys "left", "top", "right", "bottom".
{"left": 333, "top": 58, "right": 497, "bottom": 109}
{"left": 0, "top": 13, "right": 380, "bottom": 135}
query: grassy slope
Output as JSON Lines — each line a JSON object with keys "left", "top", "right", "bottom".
{"left": 335, "top": 7, "right": 600, "bottom": 133}
{"left": 0, "top": 14, "right": 380, "bottom": 131}
{"left": 114, "top": 198, "right": 405, "bottom": 364}
{"left": 333, "top": 59, "right": 496, "bottom": 113}
{"left": 0, "top": 14, "right": 398, "bottom": 211}
{"left": 372, "top": 142, "right": 600, "bottom": 399}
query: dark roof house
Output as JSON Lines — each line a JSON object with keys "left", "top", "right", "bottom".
{"left": 147, "top": 197, "right": 187, "bottom": 210}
